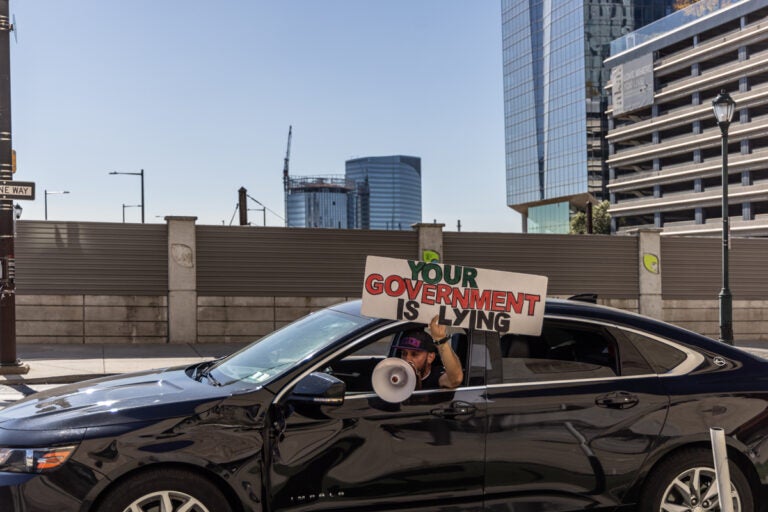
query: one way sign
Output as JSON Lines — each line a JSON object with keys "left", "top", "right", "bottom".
{"left": 0, "top": 181, "right": 35, "bottom": 200}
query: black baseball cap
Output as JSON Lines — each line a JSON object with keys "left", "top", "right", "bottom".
{"left": 394, "top": 332, "right": 436, "bottom": 353}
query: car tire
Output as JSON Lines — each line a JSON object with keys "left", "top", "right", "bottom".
{"left": 96, "top": 468, "right": 231, "bottom": 512}
{"left": 638, "top": 448, "right": 754, "bottom": 512}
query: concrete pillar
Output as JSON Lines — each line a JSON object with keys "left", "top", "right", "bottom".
{"left": 166, "top": 216, "right": 197, "bottom": 343}
{"left": 412, "top": 222, "right": 445, "bottom": 263}
{"left": 638, "top": 228, "right": 662, "bottom": 320}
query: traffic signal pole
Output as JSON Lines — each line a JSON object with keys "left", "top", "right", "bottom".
{"left": 0, "top": 0, "right": 26, "bottom": 373}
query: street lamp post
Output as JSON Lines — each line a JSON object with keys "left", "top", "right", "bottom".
{"left": 44, "top": 190, "right": 70, "bottom": 221}
{"left": 109, "top": 169, "right": 144, "bottom": 223}
{"left": 712, "top": 89, "right": 737, "bottom": 345}
{"left": 122, "top": 204, "right": 141, "bottom": 223}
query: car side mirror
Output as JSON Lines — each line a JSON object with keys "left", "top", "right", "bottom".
{"left": 289, "top": 372, "right": 346, "bottom": 406}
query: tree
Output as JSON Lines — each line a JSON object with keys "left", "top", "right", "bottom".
{"left": 570, "top": 200, "right": 611, "bottom": 234}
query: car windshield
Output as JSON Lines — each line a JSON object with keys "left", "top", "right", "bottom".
{"left": 207, "top": 307, "right": 375, "bottom": 386}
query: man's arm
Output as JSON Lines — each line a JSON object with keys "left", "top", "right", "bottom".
{"left": 428, "top": 316, "right": 464, "bottom": 389}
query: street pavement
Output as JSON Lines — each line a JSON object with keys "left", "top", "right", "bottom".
{"left": 0, "top": 341, "right": 766, "bottom": 410}
{"left": 0, "top": 342, "right": 249, "bottom": 408}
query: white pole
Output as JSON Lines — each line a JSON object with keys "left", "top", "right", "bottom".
{"left": 710, "top": 427, "right": 734, "bottom": 512}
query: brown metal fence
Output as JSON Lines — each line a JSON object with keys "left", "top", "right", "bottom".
{"left": 443, "top": 232, "right": 639, "bottom": 298}
{"left": 15, "top": 221, "right": 168, "bottom": 295}
{"left": 12, "top": 221, "right": 768, "bottom": 301}
{"left": 196, "top": 226, "right": 418, "bottom": 296}
{"left": 661, "top": 236, "right": 768, "bottom": 299}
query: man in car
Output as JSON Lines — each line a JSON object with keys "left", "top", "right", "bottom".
{"left": 395, "top": 316, "right": 464, "bottom": 389}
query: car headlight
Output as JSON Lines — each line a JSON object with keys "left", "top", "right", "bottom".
{"left": 0, "top": 445, "right": 77, "bottom": 473}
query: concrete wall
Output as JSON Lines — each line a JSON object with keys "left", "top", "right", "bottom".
{"left": 24, "top": 294, "right": 768, "bottom": 345}
{"left": 17, "top": 295, "right": 167, "bottom": 344}
{"left": 197, "top": 296, "right": 352, "bottom": 343}
{"left": 663, "top": 300, "right": 768, "bottom": 340}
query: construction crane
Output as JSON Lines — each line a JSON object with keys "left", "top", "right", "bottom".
{"left": 282, "top": 125, "right": 292, "bottom": 193}
{"left": 282, "top": 126, "right": 292, "bottom": 227}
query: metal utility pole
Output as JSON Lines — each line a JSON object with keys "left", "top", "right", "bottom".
{"left": 247, "top": 195, "right": 267, "bottom": 227}
{"left": 238, "top": 187, "right": 247, "bottom": 226}
{"left": 0, "top": 0, "right": 25, "bottom": 372}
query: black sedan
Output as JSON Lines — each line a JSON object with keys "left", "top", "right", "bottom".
{"left": 1, "top": 298, "right": 767, "bottom": 512}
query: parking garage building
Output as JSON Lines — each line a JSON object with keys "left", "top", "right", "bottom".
{"left": 605, "top": 0, "right": 768, "bottom": 236}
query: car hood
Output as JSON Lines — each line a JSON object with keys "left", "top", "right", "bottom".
{"left": 0, "top": 365, "right": 233, "bottom": 431}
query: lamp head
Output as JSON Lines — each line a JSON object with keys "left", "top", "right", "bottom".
{"left": 712, "top": 89, "right": 736, "bottom": 126}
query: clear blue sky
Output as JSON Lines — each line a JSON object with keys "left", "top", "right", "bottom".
{"left": 10, "top": 1, "right": 521, "bottom": 231}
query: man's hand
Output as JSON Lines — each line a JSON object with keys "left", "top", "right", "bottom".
{"left": 428, "top": 315, "right": 464, "bottom": 389}
{"left": 428, "top": 315, "right": 447, "bottom": 341}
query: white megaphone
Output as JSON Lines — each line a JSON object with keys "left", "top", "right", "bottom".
{"left": 372, "top": 357, "right": 418, "bottom": 403}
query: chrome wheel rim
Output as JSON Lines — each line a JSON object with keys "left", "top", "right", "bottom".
{"left": 122, "top": 490, "right": 210, "bottom": 512}
{"left": 660, "top": 466, "right": 741, "bottom": 512}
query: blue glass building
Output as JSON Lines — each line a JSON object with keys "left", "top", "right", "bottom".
{"left": 345, "top": 156, "right": 422, "bottom": 230}
{"left": 285, "top": 176, "right": 354, "bottom": 229}
{"left": 502, "top": 0, "right": 675, "bottom": 233}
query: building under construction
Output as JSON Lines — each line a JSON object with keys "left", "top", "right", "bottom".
{"left": 284, "top": 175, "right": 364, "bottom": 229}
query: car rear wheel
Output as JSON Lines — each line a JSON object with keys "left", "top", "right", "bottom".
{"left": 97, "top": 468, "right": 231, "bottom": 512}
{"left": 639, "top": 448, "right": 754, "bottom": 512}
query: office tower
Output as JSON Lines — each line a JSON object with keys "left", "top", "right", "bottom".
{"left": 345, "top": 155, "right": 422, "bottom": 230}
{"left": 502, "top": 0, "right": 675, "bottom": 233}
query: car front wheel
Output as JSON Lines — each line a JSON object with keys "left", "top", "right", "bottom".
{"left": 96, "top": 468, "right": 231, "bottom": 512}
{"left": 639, "top": 448, "right": 754, "bottom": 512}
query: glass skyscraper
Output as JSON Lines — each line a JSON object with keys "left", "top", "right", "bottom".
{"left": 502, "top": 0, "right": 675, "bottom": 233}
{"left": 345, "top": 155, "right": 422, "bottom": 230}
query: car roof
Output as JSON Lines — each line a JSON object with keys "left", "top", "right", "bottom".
{"left": 333, "top": 297, "right": 657, "bottom": 326}
{"left": 331, "top": 298, "right": 717, "bottom": 347}
{"left": 329, "top": 298, "right": 758, "bottom": 367}
{"left": 542, "top": 298, "right": 716, "bottom": 346}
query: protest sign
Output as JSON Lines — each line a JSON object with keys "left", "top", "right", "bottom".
{"left": 361, "top": 256, "right": 548, "bottom": 335}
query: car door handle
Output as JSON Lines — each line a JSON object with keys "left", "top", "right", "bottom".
{"left": 431, "top": 401, "right": 476, "bottom": 418}
{"left": 595, "top": 391, "right": 639, "bottom": 409}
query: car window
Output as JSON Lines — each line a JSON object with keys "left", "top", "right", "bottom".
{"left": 394, "top": 328, "right": 469, "bottom": 387}
{"left": 607, "top": 326, "right": 655, "bottom": 376}
{"left": 209, "top": 308, "right": 375, "bottom": 386}
{"left": 326, "top": 327, "right": 470, "bottom": 395}
{"left": 324, "top": 334, "right": 394, "bottom": 394}
{"left": 499, "top": 320, "right": 618, "bottom": 384}
{"left": 621, "top": 330, "right": 687, "bottom": 374}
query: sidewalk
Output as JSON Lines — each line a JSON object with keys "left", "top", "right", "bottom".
{"left": 0, "top": 342, "right": 250, "bottom": 385}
